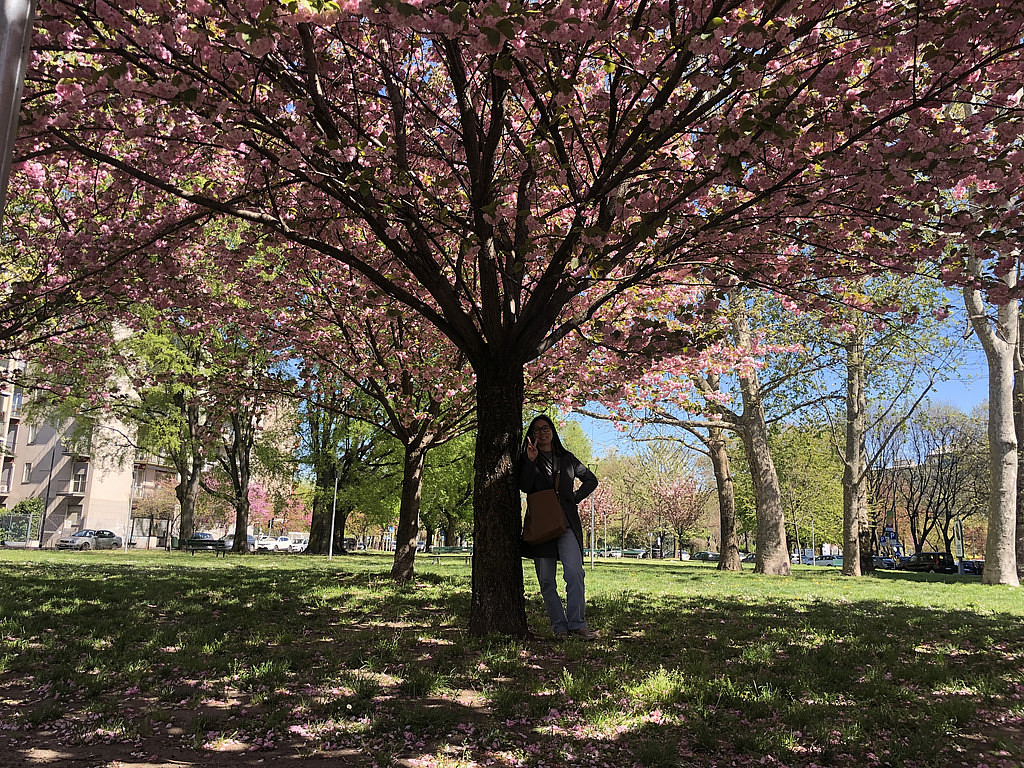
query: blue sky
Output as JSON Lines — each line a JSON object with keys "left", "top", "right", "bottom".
{"left": 574, "top": 346, "right": 991, "bottom": 459}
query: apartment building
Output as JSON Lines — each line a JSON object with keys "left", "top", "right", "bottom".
{"left": 1, "top": 360, "right": 177, "bottom": 547}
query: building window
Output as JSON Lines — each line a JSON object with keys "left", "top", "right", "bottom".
{"left": 27, "top": 425, "right": 37, "bottom": 444}
{"left": 10, "top": 387, "right": 23, "bottom": 417}
{"left": 72, "top": 465, "right": 88, "bottom": 494}
{"left": 22, "top": 462, "right": 31, "bottom": 483}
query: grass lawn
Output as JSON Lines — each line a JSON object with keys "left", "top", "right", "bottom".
{"left": 0, "top": 550, "right": 1021, "bottom": 768}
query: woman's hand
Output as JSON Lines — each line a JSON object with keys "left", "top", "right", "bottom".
{"left": 526, "top": 436, "right": 539, "bottom": 462}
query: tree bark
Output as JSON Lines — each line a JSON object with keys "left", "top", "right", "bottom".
{"left": 731, "top": 292, "right": 790, "bottom": 575}
{"left": 842, "top": 335, "right": 870, "bottom": 576}
{"left": 710, "top": 426, "right": 741, "bottom": 571}
{"left": 391, "top": 443, "right": 426, "bottom": 581}
{"left": 468, "top": 361, "right": 529, "bottom": 638}
{"left": 171, "top": 397, "right": 204, "bottom": 546}
{"left": 1015, "top": 309, "right": 1024, "bottom": 580}
{"left": 965, "top": 258, "right": 1020, "bottom": 586}
{"left": 226, "top": 409, "right": 255, "bottom": 554}
{"left": 174, "top": 467, "right": 201, "bottom": 547}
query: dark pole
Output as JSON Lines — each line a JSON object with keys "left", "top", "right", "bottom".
{"left": 38, "top": 438, "right": 56, "bottom": 547}
{"left": 0, "top": 0, "right": 36, "bottom": 222}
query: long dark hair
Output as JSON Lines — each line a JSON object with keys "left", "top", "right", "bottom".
{"left": 523, "top": 415, "right": 567, "bottom": 457}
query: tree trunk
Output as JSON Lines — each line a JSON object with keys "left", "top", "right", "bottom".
{"left": 226, "top": 410, "right": 255, "bottom": 554}
{"left": 1015, "top": 310, "right": 1024, "bottom": 580}
{"left": 965, "top": 259, "right": 1020, "bottom": 586}
{"left": 171, "top": 398, "right": 204, "bottom": 546}
{"left": 174, "top": 458, "right": 202, "bottom": 547}
{"left": 710, "top": 426, "right": 741, "bottom": 571}
{"left": 730, "top": 291, "right": 789, "bottom": 576}
{"left": 306, "top": 473, "right": 331, "bottom": 554}
{"left": 741, "top": 404, "right": 790, "bottom": 575}
{"left": 468, "top": 362, "right": 529, "bottom": 638}
{"left": 391, "top": 444, "right": 426, "bottom": 582}
{"left": 842, "top": 335, "right": 870, "bottom": 576}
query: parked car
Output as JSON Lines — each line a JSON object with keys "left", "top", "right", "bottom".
{"left": 692, "top": 551, "right": 720, "bottom": 562}
{"left": 56, "top": 529, "right": 122, "bottom": 551}
{"left": 741, "top": 552, "right": 756, "bottom": 563}
{"left": 814, "top": 555, "right": 843, "bottom": 567}
{"left": 256, "top": 535, "right": 290, "bottom": 552}
{"left": 289, "top": 537, "right": 308, "bottom": 553}
{"left": 872, "top": 555, "right": 897, "bottom": 569}
{"left": 961, "top": 559, "right": 985, "bottom": 575}
{"left": 900, "top": 551, "right": 958, "bottom": 574}
{"left": 621, "top": 548, "right": 648, "bottom": 558}
{"left": 221, "top": 534, "right": 256, "bottom": 550}
{"left": 191, "top": 531, "right": 214, "bottom": 540}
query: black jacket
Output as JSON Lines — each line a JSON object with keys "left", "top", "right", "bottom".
{"left": 518, "top": 450, "right": 598, "bottom": 558}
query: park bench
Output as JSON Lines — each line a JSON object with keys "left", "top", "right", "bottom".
{"left": 428, "top": 546, "right": 473, "bottom": 564}
{"left": 184, "top": 537, "right": 227, "bottom": 557}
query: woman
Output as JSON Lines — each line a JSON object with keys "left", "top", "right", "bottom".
{"left": 519, "top": 415, "right": 599, "bottom": 640}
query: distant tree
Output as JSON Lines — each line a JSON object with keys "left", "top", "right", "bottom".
{"left": 297, "top": 384, "right": 399, "bottom": 555}
{"left": 770, "top": 425, "right": 845, "bottom": 557}
{"left": 421, "top": 433, "right": 475, "bottom": 549}
{"left": 885, "top": 404, "right": 988, "bottom": 554}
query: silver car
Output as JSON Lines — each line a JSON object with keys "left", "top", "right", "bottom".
{"left": 56, "top": 529, "right": 123, "bottom": 551}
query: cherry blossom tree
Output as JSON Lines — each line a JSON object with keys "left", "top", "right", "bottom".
{"left": 276, "top": 269, "right": 476, "bottom": 580}
{"left": 17, "top": 0, "right": 1024, "bottom": 633}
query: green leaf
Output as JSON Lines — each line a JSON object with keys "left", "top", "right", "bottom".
{"left": 496, "top": 18, "right": 516, "bottom": 39}
{"left": 449, "top": 2, "right": 470, "bottom": 24}
{"left": 256, "top": 5, "right": 275, "bottom": 24}
{"left": 483, "top": 27, "right": 501, "bottom": 47}
{"left": 727, "top": 155, "right": 744, "bottom": 183}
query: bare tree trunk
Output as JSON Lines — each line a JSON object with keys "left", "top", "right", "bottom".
{"left": 226, "top": 409, "right": 255, "bottom": 554}
{"left": 1015, "top": 309, "right": 1024, "bottom": 580}
{"left": 468, "top": 361, "right": 529, "bottom": 637}
{"left": 391, "top": 444, "right": 426, "bottom": 582}
{"left": 842, "top": 335, "right": 869, "bottom": 576}
{"left": 965, "top": 257, "right": 1020, "bottom": 586}
{"left": 171, "top": 398, "right": 204, "bottom": 546}
{"left": 175, "top": 468, "right": 201, "bottom": 546}
{"left": 710, "top": 426, "right": 741, "bottom": 571}
{"left": 731, "top": 292, "right": 790, "bottom": 575}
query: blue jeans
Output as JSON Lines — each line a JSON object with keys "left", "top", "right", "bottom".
{"left": 534, "top": 529, "right": 587, "bottom": 633}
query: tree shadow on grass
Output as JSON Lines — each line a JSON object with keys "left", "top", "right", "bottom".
{"left": 0, "top": 558, "right": 1021, "bottom": 768}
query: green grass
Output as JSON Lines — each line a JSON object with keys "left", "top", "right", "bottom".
{"left": 0, "top": 550, "right": 1022, "bottom": 767}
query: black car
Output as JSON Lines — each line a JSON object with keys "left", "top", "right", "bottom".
{"left": 900, "top": 551, "right": 958, "bottom": 574}
{"left": 872, "top": 555, "right": 896, "bottom": 569}
{"left": 961, "top": 559, "right": 985, "bottom": 575}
